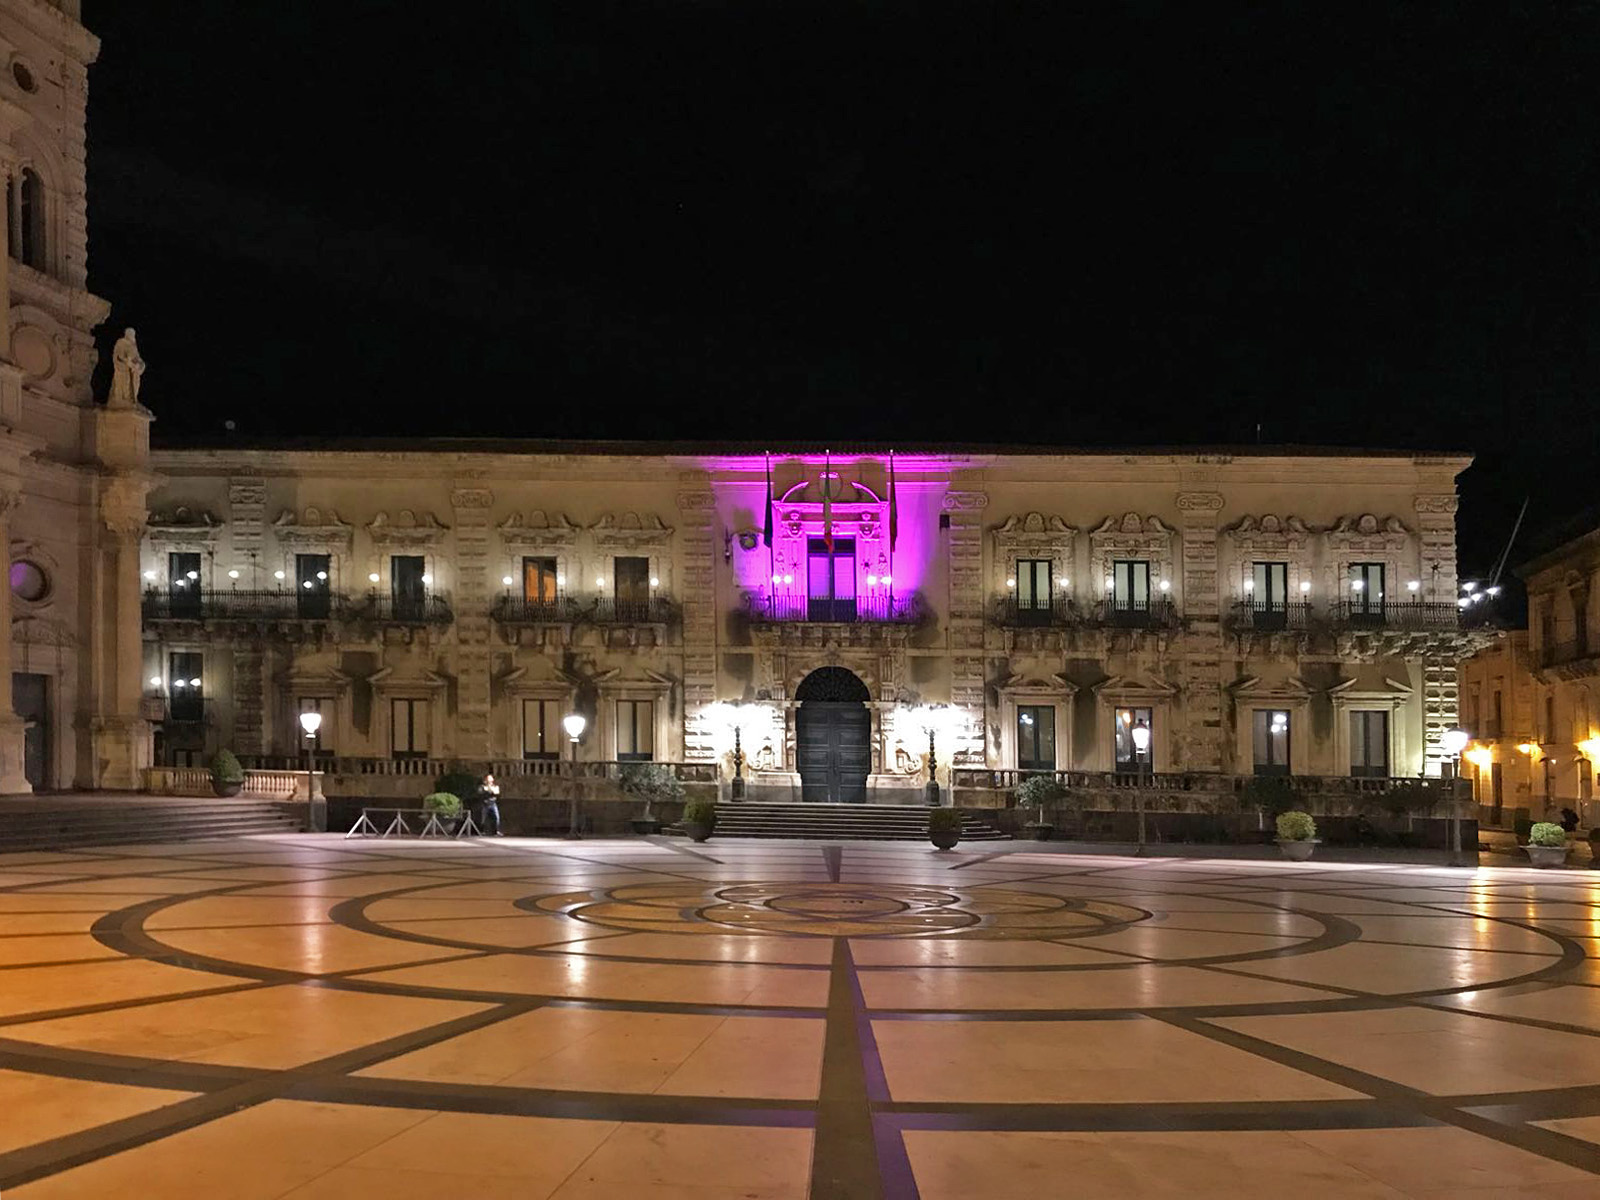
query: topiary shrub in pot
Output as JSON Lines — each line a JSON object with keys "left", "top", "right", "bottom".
{"left": 1015, "top": 774, "right": 1064, "bottom": 841}
{"left": 1242, "top": 775, "right": 1296, "bottom": 840}
{"left": 422, "top": 791, "right": 463, "bottom": 833}
{"left": 621, "top": 763, "right": 684, "bottom": 835}
{"left": 928, "top": 806, "right": 962, "bottom": 851}
{"left": 1525, "top": 821, "right": 1569, "bottom": 868}
{"left": 210, "top": 749, "right": 245, "bottom": 798}
{"left": 1275, "top": 810, "right": 1319, "bottom": 861}
{"left": 682, "top": 798, "right": 716, "bottom": 843}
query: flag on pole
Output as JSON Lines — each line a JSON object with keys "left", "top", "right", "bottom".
{"left": 888, "top": 450, "right": 898, "bottom": 552}
{"left": 823, "top": 449, "right": 833, "bottom": 555}
{"left": 762, "top": 452, "right": 774, "bottom": 548}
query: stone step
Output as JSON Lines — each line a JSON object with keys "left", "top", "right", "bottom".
{"left": 668, "top": 803, "right": 1009, "bottom": 842}
{"left": 0, "top": 801, "right": 305, "bottom": 852}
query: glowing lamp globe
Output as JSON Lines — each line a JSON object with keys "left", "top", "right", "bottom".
{"left": 1441, "top": 728, "right": 1469, "bottom": 756}
{"left": 298, "top": 711, "right": 322, "bottom": 737}
{"left": 562, "top": 713, "right": 587, "bottom": 741}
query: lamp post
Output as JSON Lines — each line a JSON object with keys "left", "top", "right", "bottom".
{"left": 298, "top": 711, "right": 324, "bottom": 833}
{"left": 1130, "top": 720, "right": 1151, "bottom": 852}
{"left": 1441, "top": 726, "right": 1470, "bottom": 867}
{"left": 731, "top": 722, "right": 745, "bottom": 800}
{"left": 562, "top": 712, "right": 586, "bottom": 840}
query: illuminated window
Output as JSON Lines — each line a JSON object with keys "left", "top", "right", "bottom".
{"left": 1253, "top": 709, "right": 1290, "bottom": 776}
{"left": 1017, "top": 705, "right": 1054, "bottom": 772}
{"left": 617, "top": 699, "right": 653, "bottom": 761}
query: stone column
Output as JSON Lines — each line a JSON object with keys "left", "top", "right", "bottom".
{"left": 0, "top": 480, "right": 30, "bottom": 793}
{"left": 942, "top": 488, "right": 989, "bottom": 764}
{"left": 450, "top": 487, "right": 494, "bottom": 759}
{"left": 85, "top": 476, "right": 151, "bottom": 790}
{"left": 676, "top": 480, "right": 718, "bottom": 761}
{"left": 1176, "top": 491, "right": 1225, "bottom": 771}
{"left": 1416, "top": 493, "right": 1463, "bottom": 774}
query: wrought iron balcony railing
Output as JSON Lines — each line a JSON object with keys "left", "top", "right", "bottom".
{"left": 142, "top": 588, "right": 353, "bottom": 623}
{"left": 745, "top": 592, "right": 922, "bottom": 624}
{"left": 1085, "top": 596, "right": 1179, "bottom": 629}
{"left": 361, "top": 593, "right": 455, "bottom": 626}
{"left": 993, "top": 595, "right": 1076, "bottom": 628}
{"left": 1227, "top": 600, "right": 1312, "bottom": 631}
{"left": 591, "top": 596, "right": 677, "bottom": 625}
{"left": 490, "top": 595, "right": 584, "bottom": 624}
{"left": 1333, "top": 600, "right": 1459, "bottom": 632}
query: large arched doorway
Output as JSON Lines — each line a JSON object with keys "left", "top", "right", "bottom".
{"left": 794, "top": 667, "right": 871, "bottom": 803}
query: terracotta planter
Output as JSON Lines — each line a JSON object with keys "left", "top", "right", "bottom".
{"left": 929, "top": 829, "right": 960, "bottom": 851}
{"left": 1525, "top": 844, "right": 1568, "bottom": 868}
{"left": 1277, "top": 838, "right": 1317, "bottom": 861}
{"left": 683, "top": 821, "right": 713, "bottom": 843}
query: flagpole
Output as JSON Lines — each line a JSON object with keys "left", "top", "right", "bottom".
{"left": 888, "top": 449, "right": 896, "bottom": 609}
{"left": 763, "top": 451, "right": 775, "bottom": 616}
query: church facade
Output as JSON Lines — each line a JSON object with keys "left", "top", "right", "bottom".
{"left": 138, "top": 445, "right": 1477, "bottom": 800}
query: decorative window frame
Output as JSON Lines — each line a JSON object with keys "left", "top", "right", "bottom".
{"left": 270, "top": 507, "right": 354, "bottom": 591}
{"left": 594, "top": 668, "right": 674, "bottom": 762}
{"left": 589, "top": 512, "right": 674, "bottom": 596}
{"left": 996, "top": 672, "right": 1077, "bottom": 772}
{"left": 499, "top": 511, "right": 579, "bottom": 596}
{"left": 992, "top": 513, "right": 1076, "bottom": 599}
{"left": 1228, "top": 675, "right": 1313, "bottom": 775}
{"left": 1222, "top": 515, "right": 1314, "bottom": 600}
{"left": 1087, "top": 514, "right": 1176, "bottom": 602}
{"left": 369, "top": 667, "right": 449, "bottom": 759}
{"left": 1092, "top": 675, "right": 1179, "bottom": 772}
{"left": 1323, "top": 514, "right": 1412, "bottom": 603}
{"left": 1329, "top": 676, "right": 1414, "bottom": 778}
{"left": 276, "top": 664, "right": 351, "bottom": 757}
{"left": 499, "top": 664, "right": 578, "bottom": 758}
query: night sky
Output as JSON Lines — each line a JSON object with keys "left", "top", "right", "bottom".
{"left": 81, "top": 3, "right": 1599, "bottom": 597}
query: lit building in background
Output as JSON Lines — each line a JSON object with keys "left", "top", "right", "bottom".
{"left": 138, "top": 445, "right": 1482, "bottom": 801}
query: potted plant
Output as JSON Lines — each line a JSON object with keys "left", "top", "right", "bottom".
{"left": 210, "top": 749, "right": 245, "bottom": 798}
{"left": 621, "top": 763, "right": 684, "bottom": 835}
{"left": 1275, "top": 810, "right": 1318, "bottom": 861}
{"left": 422, "top": 791, "right": 463, "bottom": 834}
{"left": 1016, "top": 774, "right": 1064, "bottom": 841}
{"left": 928, "top": 807, "right": 962, "bottom": 851}
{"left": 682, "top": 798, "right": 716, "bottom": 843}
{"left": 1525, "top": 822, "right": 1569, "bottom": 868}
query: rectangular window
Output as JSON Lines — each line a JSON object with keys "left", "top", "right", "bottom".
{"left": 617, "top": 699, "right": 654, "bottom": 761}
{"left": 1016, "top": 705, "right": 1056, "bottom": 773}
{"left": 1252, "top": 709, "right": 1291, "bottom": 776}
{"left": 1349, "top": 562, "right": 1386, "bottom": 619}
{"left": 1350, "top": 710, "right": 1389, "bottom": 777}
{"left": 522, "top": 557, "right": 558, "bottom": 605}
{"left": 806, "top": 537, "right": 857, "bottom": 621}
{"left": 391, "top": 555, "right": 426, "bottom": 619}
{"left": 521, "top": 698, "right": 560, "bottom": 760}
{"left": 614, "top": 556, "right": 651, "bottom": 620}
{"left": 1114, "top": 706, "right": 1153, "bottom": 773}
{"left": 1016, "top": 559, "right": 1052, "bottom": 616}
{"left": 391, "top": 698, "right": 430, "bottom": 759}
{"left": 168, "top": 651, "right": 204, "bottom": 723}
{"left": 1112, "top": 560, "right": 1151, "bottom": 613}
{"left": 169, "top": 552, "right": 202, "bottom": 618}
{"left": 296, "top": 553, "right": 331, "bottom": 619}
{"left": 298, "top": 696, "right": 330, "bottom": 755}
{"left": 1252, "top": 561, "right": 1289, "bottom": 609}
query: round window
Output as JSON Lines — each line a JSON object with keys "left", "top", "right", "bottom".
{"left": 11, "top": 61, "right": 35, "bottom": 93}
{"left": 10, "top": 560, "right": 47, "bottom": 602}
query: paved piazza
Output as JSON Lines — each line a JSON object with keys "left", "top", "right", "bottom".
{"left": 2, "top": 840, "right": 1600, "bottom": 1197}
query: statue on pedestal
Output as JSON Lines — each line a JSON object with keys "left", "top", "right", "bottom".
{"left": 107, "top": 327, "right": 144, "bottom": 408}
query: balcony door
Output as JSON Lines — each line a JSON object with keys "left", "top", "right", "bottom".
{"left": 391, "top": 556, "right": 426, "bottom": 620}
{"left": 296, "top": 554, "right": 331, "bottom": 619}
{"left": 1016, "top": 559, "right": 1051, "bottom": 626}
{"left": 169, "top": 652, "right": 204, "bottom": 723}
{"left": 1111, "top": 560, "right": 1150, "bottom": 621}
{"left": 523, "top": 557, "right": 558, "bottom": 610}
{"left": 807, "top": 537, "right": 856, "bottom": 622}
{"left": 614, "top": 557, "right": 650, "bottom": 621}
{"left": 169, "top": 552, "right": 202, "bottom": 618}
{"left": 1349, "top": 562, "right": 1386, "bottom": 623}
{"left": 1251, "top": 561, "right": 1289, "bottom": 629}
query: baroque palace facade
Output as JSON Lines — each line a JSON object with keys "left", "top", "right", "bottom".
{"left": 135, "top": 444, "right": 1477, "bottom": 802}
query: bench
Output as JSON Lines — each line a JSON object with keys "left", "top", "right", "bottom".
{"left": 345, "top": 806, "right": 483, "bottom": 839}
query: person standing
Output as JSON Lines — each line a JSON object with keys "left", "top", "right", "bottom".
{"left": 478, "top": 773, "right": 503, "bottom": 836}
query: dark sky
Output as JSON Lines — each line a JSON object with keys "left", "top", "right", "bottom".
{"left": 81, "top": 2, "right": 1600, "bottom": 594}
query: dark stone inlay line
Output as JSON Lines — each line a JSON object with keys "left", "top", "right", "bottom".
{"left": 824, "top": 845, "right": 842, "bottom": 883}
{"left": 810, "top": 938, "right": 885, "bottom": 1200}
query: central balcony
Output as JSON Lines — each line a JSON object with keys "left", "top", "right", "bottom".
{"left": 1226, "top": 600, "right": 1313, "bottom": 632}
{"left": 745, "top": 592, "right": 922, "bottom": 624}
{"left": 1085, "top": 597, "right": 1179, "bottom": 630}
{"left": 490, "top": 596, "right": 584, "bottom": 626}
{"left": 994, "top": 595, "right": 1075, "bottom": 628}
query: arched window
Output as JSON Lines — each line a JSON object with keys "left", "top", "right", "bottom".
{"left": 6, "top": 167, "right": 44, "bottom": 268}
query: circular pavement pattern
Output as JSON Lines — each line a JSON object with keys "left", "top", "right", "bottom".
{"left": 0, "top": 837, "right": 1599, "bottom": 1198}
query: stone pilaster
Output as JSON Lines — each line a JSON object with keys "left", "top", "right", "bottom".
{"left": 1414, "top": 494, "right": 1461, "bottom": 602}
{"left": 84, "top": 475, "right": 152, "bottom": 789}
{"left": 676, "top": 481, "right": 718, "bottom": 760}
{"left": 942, "top": 488, "right": 988, "bottom": 763}
{"left": 1415, "top": 493, "right": 1463, "bottom": 774}
{"left": 0, "top": 482, "right": 29, "bottom": 793}
{"left": 1176, "top": 491, "right": 1225, "bottom": 770}
{"left": 450, "top": 487, "right": 494, "bottom": 758}
{"left": 231, "top": 648, "right": 265, "bottom": 756}
{"left": 228, "top": 475, "right": 265, "bottom": 580}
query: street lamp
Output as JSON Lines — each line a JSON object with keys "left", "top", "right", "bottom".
{"left": 298, "top": 710, "right": 324, "bottom": 833}
{"left": 909, "top": 705, "right": 955, "bottom": 806}
{"left": 1130, "top": 719, "right": 1151, "bottom": 852}
{"left": 1442, "top": 726, "right": 1470, "bottom": 867}
{"left": 562, "top": 712, "right": 587, "bottom": 839}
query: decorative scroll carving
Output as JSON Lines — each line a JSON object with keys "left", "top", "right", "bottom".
{"left": 1175, "top": 491, "right": 1224, "bottom": 512}
{"left": 1224, "top": 514, "right": 1311, "bottom": 552}
{"left": 591, "top": 512, "right": 674, "bottom": 549}
{"left": 499, "top": 510, "right": 579, "bottom": 548}
{"left": 146, "top": 505, "right": 223, "bottom": 545}
{"left": 272, "top": 507, "right": 354, "bottom": 549}
{"left": 993, "top": 513, "right": 1076, "bottom": 593}
{"left": 450, "top": 488, "right": 494, "bottom": 510}
{"left": 1413, "top": 494, "right": 1460, "bottom": 515}
{"left": 1088, "top": 513, "right": 1175, "bottom": 591}
{"left": 366, "top": 510, "right": 450, "bottom": 546}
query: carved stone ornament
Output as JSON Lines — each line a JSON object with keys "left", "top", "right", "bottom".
{"left": 941, "top": 490, "right": 989, "bottom": 512}
{"left": 450, "top": 488, "right": 494, "bottom": 510}
{"left": 272, "top": 507, "right": 354, "bottom": 549}
{"left": 100, "top": 477, "right": 148, "bottom": 537}
{"left": 1325, "top": 513, "right": 1409, "bottom": 551}
{"left": 1224, "top": 514, "right": 1311, "bottom": 552}
{"left": 1175, "top": 491, "right": 1225, "bottom": 512}
{"left": 366, "top": 510, "right": 450, "bottom": 546}
{"left": 1413, "top": 494, "right": 1460, "bottom": 516}
{"left": 499, "top": 510, "right": 579, "bottom": 548}
{"left": 591, "top": 512, "right": 674, "bottom": 549}
{"left": 147, "top": 505, "right": 223, "bottom": 545}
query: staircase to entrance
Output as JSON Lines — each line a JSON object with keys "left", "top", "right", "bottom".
{"left": 0, "top": 796, "right": 306, "bottom": 853}
{"left": 675, "top": 802, "right": 1009, "bottom": 841}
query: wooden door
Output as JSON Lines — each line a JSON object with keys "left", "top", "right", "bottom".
{"left": 796, "top": 701, "right": 870, "bottom": 803}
